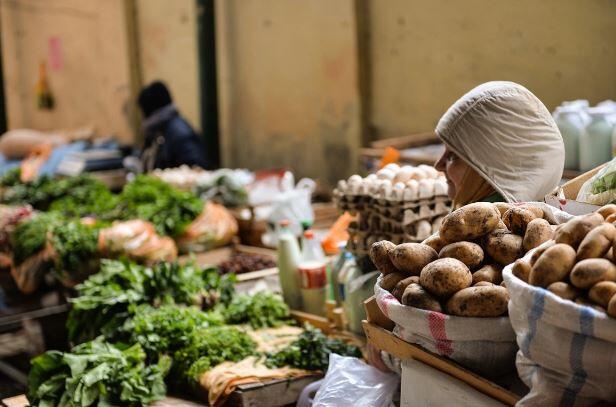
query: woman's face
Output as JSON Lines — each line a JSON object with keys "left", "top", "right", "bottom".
{"left": 434, "top": 147, "right": 469, "bottom": 199}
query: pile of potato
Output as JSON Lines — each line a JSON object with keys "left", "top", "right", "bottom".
{"left": 512, "top": 204, "right": 616, "bottom": 318}
{"left": 371, "top": 202, "right": 557, "bottom": 318}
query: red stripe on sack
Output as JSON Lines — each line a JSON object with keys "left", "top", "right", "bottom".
{"left": 380, "top": 293, "right": 397, "bottom": 318}
{"left": 428, "top": 312, "right": 453, "bottom": 356}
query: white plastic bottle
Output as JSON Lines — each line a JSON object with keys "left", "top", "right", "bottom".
{"left": 555, "top": 105, "right": 585, "bottom": 170}
{"left": 580, "top": 107, "right": 615, "bottom": 171}
{"left": 297, "top": 230, "right": 327, "bottom": 316}
{"left": 277, "top": 219, "right": 302, "bottom": 310}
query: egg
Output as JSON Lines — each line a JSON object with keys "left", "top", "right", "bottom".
{"left": 376, "top": 168, "right": 396, "bottom": 180}
{"left": 383, "top": 163, "right": 400, "bottom": 172}
{"left": 418, "top": 164, "right": 439, "bottom": 179}
{"left": 393, "top": 166, "right": 414, "bottom": 184}
{"left": 418, "top": 178, "right": 435, "bottom": 199}
{"left": 348, "top": 174, "right": 363, "bottom": 185}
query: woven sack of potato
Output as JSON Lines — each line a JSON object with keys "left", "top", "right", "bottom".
{"left": 504, "top": 243, "right": 616, "bottom": 406}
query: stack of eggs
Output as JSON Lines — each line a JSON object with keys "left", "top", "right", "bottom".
{"left": 334, "top": 164, "right": 451, "bottom": 256}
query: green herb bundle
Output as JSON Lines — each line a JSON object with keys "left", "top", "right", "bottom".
{"left": 222, "top": 292, "right": 292, "bottom": 329}
{"left": 266, "top": 325, "right": 362, "bottom": 371}
{"left": 28, "top": 338, "right": 170, "bottom": 407}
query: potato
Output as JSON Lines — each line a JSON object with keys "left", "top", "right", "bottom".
{"left": 547, "top": 282, "right": 580, "bottom": 301}
{"left": 439, "top": 202, "right": 501, "bottom": 243}
{"left": 419, "top": 258, "right": 472, "bottom": 298}
{"left": 607, "top": 213, "right": 616, "bottom": 224}
{"left": 474, "top": 281, "right": 495, "bottom": 287}
{"left": 472, "top": 264, "right": 503, "bottom": 285}
{"left": 401, "top": 283, "right": 442, "bottom": 311}
{"left": 392, "top": 276, "right": 420, "bottom": 301}
{"left": 503, "top": 207, "right": 537, "bottom": 235}
{"left": 485, "top": 230, "right": 523, "bottom": 266}
{"left": 512, "top": 259, "right": 531, "bottom": 283}
{"left": 529, "top": 243, "right": 576, "bottom": 287}
{"left": 496, "top": 219, "right": 509, "bottom": 231}
{"left": 500, "top": 281, "right": 507, "bottom": 288}
{"left": 554, "top": 213, "right": 604, "bottom": 249}
{"left": 445, "top": 286, "right": 509, "bottom": 317}
{"left": 597, "top": 204, "right": 616, "bottom": 220}
{"left": 608, "top": 295, "right": 616, "bottom": 318}
{"left": 379, "top": 272, "right": 407, "bottom": 291}
{"left": 605, "top": 248, "right": 614, "bottom": 262}
{"left": 530, "top": 240, "right": 556, "bottom": 266}
{"left": 369, "top": 240, "right": 398, "bottom": 275}
{"left": 588, "top": 281, "right": 616, "bottom": 308}
{"left": 523, "top": 218, "right": 553, "bottom": 252}
{"left": 577, "top": 223, "right": 616, "bottom": 260}
{"left": 570, "top": 259, "right": 616, "bottom": 289}
{"left": 422, "top": 233, "right": 447, "bottom": 254}
{"left": 389, "top": 243, "right": 438, "bottom": 276}
{"left": 439, "top": 242, "right": 484, "bottom": 270}
{"left": 520, "top": 204, "right": 544, "bottom": 220}
{"left": 494, "top": 202, "right": 513, "bottom": 217}
{"left": 574, "top": 297, "right": 606, "bottom": 313}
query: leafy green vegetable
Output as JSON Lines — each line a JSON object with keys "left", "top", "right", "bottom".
{"left": 222, "top": 292, "right": 292, "bottom": 329}
{"left": 266, "top": 325, "right": 362, "bottom": 371}
{"left": 48, "top": 180, "right": 119, "bottom": 219}
{"left": 10, "top": 212, "right": 59, "bottom": 265}
{"left": 51, "top": 219, "right": 99, "bottom": 278}
{"left": 126, "top": 304, "right": 224, "bottom": 356}
{"left": 118, "top": 175, "right": 203, "bottom": 236}
{"left": 172, "top": 326, "right": 257, "bottom": 383}
{"left": 27, "top": 338, "right": 170, "bottom": 407}
{"left": 0, "top": 167, "right": 21, "bottom": 187}
{"left": 591, "top": 170, "right": 616, "bottom": 195}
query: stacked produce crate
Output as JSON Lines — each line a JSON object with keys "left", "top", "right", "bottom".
{"left": 333, "top": 164, "right": 451, "bottom": 257}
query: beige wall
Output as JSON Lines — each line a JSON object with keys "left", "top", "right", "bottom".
{"left": 136, "top": 0, "right": 201, "bottom": 131}
{"left": 215, "top": 0, "right": 363, "bottom": 185}
{"left": 0, "top": 0, "right": 136, "bottom": 142}
{"left": 366, "top": 0, "right": 616, "bottom": 138}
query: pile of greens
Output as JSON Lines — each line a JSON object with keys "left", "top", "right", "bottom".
{"left": 222, "top": 292, "right": 292, "bottom": 329}
{"left": 117, "top": 175, "right": 204, "bottom": 236}
{"left": 67, "top": 260, "right": 235, "bottom": 343}
{"left": 266, "top": 325, "right": 362, "bottom": 371}
{"left": 28, "top": 338, "right": 170, "bottom": 407}
{"left": 10, "top": 212, "right": 59, "bottom": 266}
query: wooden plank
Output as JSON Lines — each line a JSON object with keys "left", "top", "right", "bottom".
{"left": 235, "top": 267, "right": 278, "bottom": 282}
{"left": 362, "top": 321, "right": 519, "bottom": 406}
{"left": 363, "top": 295, "right": 395, "bottom": 330}
{"left": 370, "top": 132, "right": 438, "bottom": 149}
{"left": 290, "top": 310, "right": 333, "bottom": 333}
{"left": 227, "top": 376, "right": 321, "bottom": 407}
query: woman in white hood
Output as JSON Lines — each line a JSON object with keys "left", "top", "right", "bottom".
{"left": 434, "top": 81, "right": 565, "bottom": 207}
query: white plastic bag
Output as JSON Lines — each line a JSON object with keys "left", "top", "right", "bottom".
{"left": 576, "top": 157, "right": 616, "bottom": 205}
{"left": 312, "top": 354, "right": 398, "bottom": 407}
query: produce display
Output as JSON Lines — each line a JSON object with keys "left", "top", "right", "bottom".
{"left": 334, "top": 164, "right": 451, "bottom": 257}
{"left": 513, "top": 205, "right": 616, "bottom": 317}
{"left": 371, "top": 201, "right": 559, "bottom": 317}
{"left": 217, "top": 252, "right": 276, "bottom": 275}
{"left": 576, "top": 156, "right": 616, "bottom": 205}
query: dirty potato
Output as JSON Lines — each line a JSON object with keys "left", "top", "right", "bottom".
{"left": 419, "top": 258, "right": 472, "bottom": 298}
{"left": 523, "top": 218, "right": 553, "bottom": 252}
{"left": 529, "top": 243, "right": 576, "bottom": 287}
{"left": 512, "top": 259, "right": 531, "bottom": 283}
{"left": 439, "top": 242, "right": 484, "bottom": 270}
{"left": 392, "top": 276, "right": 420, "bottom": 301}
{"left": 439, "top": 202, "right": 501, "bottom": 243}
{"left": 472, "top": 264, "right": 503, "bottom": 285}
{"left": 422, "top": 233, "right": 447, "bottom": 254}
{"left": 494, "top": 202, "right": 514, "bottom": 218}
{"left": 379, "top": 272, "right": 408, "bottom": 291}
{"left": 608, "top": 295, "right": 616, "bottom": 318}
{"left": 485, "top": 230, "right": 524, "bottom": 266}
{"left": 369, "top": 240, "right": 399, "bottom": 275}
{"left": 577, "top": 223, "right": 616, "bottom": 261}
{"left": 503, "top": 207, "right": 538, "bottom": 235}
{"left": 554, "top": 213, "right": 604, "bottom": 249}
{"left": 520, "top": 204, "right": 544, "bottom": 220}
{"left": 445, "top": 286, "right": 509, "bottom": 317}
{"left": 570, "top": 259, "right": 616, "bottom": 289}
{"left": 547, "top": 281, "right": 580, "bottom": 301}
{"left": 589, "top": 281, "right": 616, "bottom": 308}
{"left": 401, "top": 283, "right": 443, "bottom": 312}
{"left": 597, "top": 204, "right": 616, "bottom": 220}
{"left": 530, "top": 240, "right": 556, "bottom": 266}
{"left": 474, "top": 281, "right": 495, "bottom": 287}
{"left": 389, "top": 243, "right": 438, "bottom": 276}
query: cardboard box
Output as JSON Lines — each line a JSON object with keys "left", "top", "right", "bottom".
{"left": 362, "top": 296, "right": 521, "bottom": 406}
{"left": 545, "top": 164, "right": 605, "bottom": 215}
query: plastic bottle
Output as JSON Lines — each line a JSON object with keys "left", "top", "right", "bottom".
{"left": 580, "top": 107, "right": 615, "bottom": 171}
{"left": 555, "top": 105, "right": 585, "bottom": 170}
{"left": 277, "top": 219, "right": 302, "bottom": 310}
{"left": 330, "top": 244, "right": 351, "bottom": 305}
{"left": 298, "top": 230, "right": 328, "bottom": 316}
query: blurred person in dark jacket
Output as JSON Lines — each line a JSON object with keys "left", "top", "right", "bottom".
{"left": 137, "top": 81, "right": 208, "bottom": 171}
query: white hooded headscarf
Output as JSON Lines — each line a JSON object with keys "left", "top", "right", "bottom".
{"left": 436, "top": 81, "right": 565, "bottom": 203}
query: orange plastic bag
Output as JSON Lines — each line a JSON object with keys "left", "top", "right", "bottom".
{"left": 379, "top": 146, "right": 400, "bottom": 169}
{"left": 321, "top": 212, "right": 355, "bottom": 255}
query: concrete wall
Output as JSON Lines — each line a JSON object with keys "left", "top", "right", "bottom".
{"left": 136, "top": 0, "right": 201, "bottom": 131}
{"left": 366, "top": 0, "right": 616, "bottom": 138}
{"left": 215, "top": 0, "right": 362, "bottom": 185}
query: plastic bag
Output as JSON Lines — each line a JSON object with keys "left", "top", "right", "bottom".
{"left": 576, "top": 157, "right": 616, "bottom": 205}
{"left": 176, "top": 202, "right": 238, "bottom": 253}
{"left": 312, "top": 354, "right": 398, "bottom": 407}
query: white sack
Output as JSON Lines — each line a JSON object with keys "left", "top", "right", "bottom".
{"left": 374, "top": 278, "right": 517, "bottom": 378}
{"left": 503, "top": 252, "right": 616, "bottom": 406}
{"left": 436, "top": 81, "right": 565, "bottom": 203}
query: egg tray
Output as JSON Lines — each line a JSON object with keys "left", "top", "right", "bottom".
{"left": 335, "top": 196, "right": 451, "bottom": 219}
{"left": 352, "top": 212, "right": 446, "bottom": 234}
{"left": 334, "top": 190, "right": 448, "bottom": 210}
